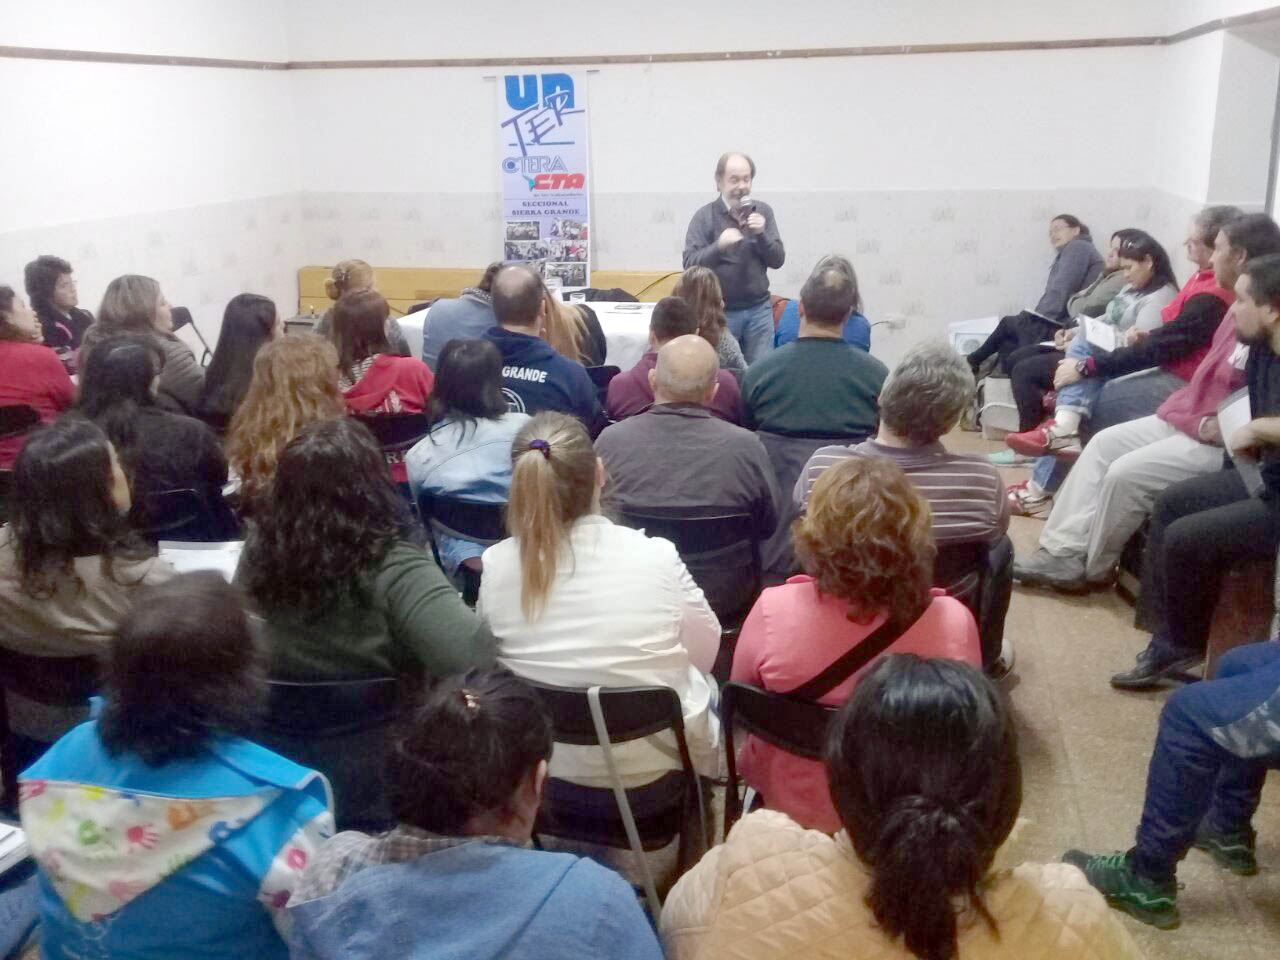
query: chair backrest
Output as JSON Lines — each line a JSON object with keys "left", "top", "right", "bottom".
{"left": 585, "top": 365, "right": 621, "bottom": 390}
{"left": 417, "top": 492, "right": 507, "bottom": 545}
{"left": 138, "top": 487, "right": 238, "bottom": 543}
{"left": 720, "top": 680, "right": 838, "bottom": 832}
{"left": 616, "top": 506, "right": 761, "bottom": 625}
{"left": 260, "top": 677, "right": 400, "bottom": 739}
{"left": 0, "top": 646, "right": 100, "bottom": 707}
{"left": 353, "top": 412, "right": 432, "bottom": 468}
{"left": 933, "top": 540, "right": 988, "bottom": 613}
{"left": 0, "top": 405, "right": 40, "bottom": 441}
{"left": 526, "top": 679, "right": 689, "bottom": 746}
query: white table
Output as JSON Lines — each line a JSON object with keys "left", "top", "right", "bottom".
{"left": 398, "top": 300, "right": 655, "bottom": 370}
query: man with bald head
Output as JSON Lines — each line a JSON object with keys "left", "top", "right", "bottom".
{"left": 484, "top": 264, "right": 605, "bottom": 436}
{"left": 684, "top": 151, "right": 785, "bottom": 364}
{"left": 596, "top": 334, "right": 779, "bottom": 616}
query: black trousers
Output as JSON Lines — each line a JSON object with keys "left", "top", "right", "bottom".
{"left": 1137, "top": 469, "right": 1280, "bottom": 655}
{"left": 1008, "top": 344, "right": 1064, "bottom": 430}
{"left": 966, "top": 312, "right": 1059, "bottom": 375}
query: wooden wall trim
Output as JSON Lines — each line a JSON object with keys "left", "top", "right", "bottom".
{"left": 3, "top": 5, "right": 1280, "bottom": 71}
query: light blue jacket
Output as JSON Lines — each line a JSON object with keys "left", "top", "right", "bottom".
{"left": 19, "top": 715, "right": 332, "bottom": 960}
{"left": 774, "top": 301, "right": 872, "bottom": 351}
{"left": 406, "top": 412, "right": 530, "bottom": 573}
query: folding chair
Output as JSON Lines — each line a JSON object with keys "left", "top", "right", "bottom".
{"left": 417, "top": 492, "right": 507, "bottom": 605}
{"left": 252, "top": 676, "right": 401, "bottom": 832}
{"left": 616, "top": 507, "right": 761, "bottom": 681}
{"left": 352, "top": 412, "right": 432, "bottom": 509}
{"left": 138, "top": 487, "right": 240, "bottom": 543}
{"left": 720, "top": 680, "right": 837, "bottom": 837}
{"left": 525, "top": 680, "right": 709, "bottom": 921}
{"left": 0, "top": 645, "right": 100, "bottom": 814}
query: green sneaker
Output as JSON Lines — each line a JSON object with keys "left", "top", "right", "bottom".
{"left": 1062, "top": 849, "right": 1180, "bottom": 929}
{"left": 1193, "top": 825, "right": 1258, "bottom": 876}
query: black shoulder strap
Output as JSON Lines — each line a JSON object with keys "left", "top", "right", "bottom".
{"left": 786, "top": 602, "right": 930, "bottom": 701}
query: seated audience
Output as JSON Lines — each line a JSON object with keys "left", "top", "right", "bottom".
{"left": 79, "top": 335, "right": 238, "bottom": 541}
{"left": 742, "top": 261, "right": 888, "bottom": 437}
{"left": 478, "top": 412, "right": 721, "bottom": 789}
{"left": 542, "top": 284, "right": 607, "bottom": 367}
{"left": 0, "top": 285, "right": 74, "bottom": 470}
{"left": 773, "top": 254, "right": 872, "bottom": 352}
{"left": 312, "top": 258, "right": 411, "bottom": 355}
{"left": 1119, "top": 251, "right": 1280, "bottom": 688}
{"left": 732, "top": 458, "right": 979, "bottom": 831}
{"left": 24, "top": 254, "right": 93, "bottom": 358}
{"left": 334, "top": 289, "right": 435, "bottom": 482}
{"left": 1066, "top": 638, "right": 1280, "bottom": 930}
{"left": 406, "top": 338, "right": 530, "bottom": 578}
{"left": 965, "top": 214, "right": 1105, "bottom": 374}
{"left": 485, "top": 265, "right": 606, "bottom": 436}
{"left": 1005, "top": 230, "right": 1179, "bottom": 458}
{"left": 197, "top": 293, "right": 281, "bottom": 433}
{"left": 672, "top": 266, "right": 748, "bottom": 375}
{"left": 597, "top": 334, "right": 777, "bottom": 618}
{"left": 287, "top": 668, "right": 664, "bottom": 960}
{"left": 80, "top": 274, "right": 205, "bottom": 414}
{"left": 226, "top": 333, "right": 344, "bottom": 511}
{"left": 19, "top": 572, "right": 333, "bottom": 960}
{"left": 238, "top": 416, "right": 493, "bottom": 682}
{"left": 796, "top": 342, "right": 1010, "bottom": 671}
{"left": 421, "top": 262, "right": 500, "bottom": 371}
{"left": 663, "top": 655, "right": 1142, "bottom": 959}
{"left": 606, "top": 295, "right": 743, "bottom": 424}
{"left": 1014, "top": 221, "right": 1279, "bottom": 596}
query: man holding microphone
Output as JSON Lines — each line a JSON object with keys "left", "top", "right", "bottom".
{"left": 683, "top": 152, "right": 786, "bottom": 364}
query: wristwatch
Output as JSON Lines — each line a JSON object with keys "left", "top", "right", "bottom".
{"left": 1075, "top": 358, "right": 1090, "bottom": 375}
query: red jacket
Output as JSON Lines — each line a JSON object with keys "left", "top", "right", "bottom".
{"left": 1163, "top": 268, "right": 1234, "bottom": 382}
{"left": 342, "top": 354, "right": 434, "bottom": 482}
{"left": 1157, "top": 305, "right": 1247, "bottom": 439}
{"left": 0, "top": 340, "right": 76, "bottom": 469}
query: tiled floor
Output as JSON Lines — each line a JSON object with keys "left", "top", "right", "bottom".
{"left": 951, "top": 428, "right": 1280, "bottom": 959}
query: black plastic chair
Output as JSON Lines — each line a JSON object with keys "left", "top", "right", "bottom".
{"left": 720, "top": 680, "right": 837, "bottom": 837}
{"left": 252, "top": 676, "right": 401, "bottom": 832}
{"left": 525, "top": 680, "right": 709, "bottom": 920}
{"left": 416, "top": 493, "right": 507, "bottom": 605}
{"left": 0, "top": 406, "right": 39, "bottom": 441}
{"left": 0, "top": 645, "right": 100, "bottom": 814}
{"left": 138, "top": 487, "right": 239, "bottom": 543}
{"left": 353, "top": 412, "right": 432, "bottom": 470}
{"left": 616, "top": 507, "right": 761, "bottom": 680}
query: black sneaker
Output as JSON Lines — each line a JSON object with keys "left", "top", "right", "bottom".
{"left": 1193, "top": 824, "right": 1258, "bottom": 876}
{"left": 1062, "top": 849, "right": 1180, "bottom": 929}
{"left": 1110, "top": 642, "right": 1203, "bottom": 690}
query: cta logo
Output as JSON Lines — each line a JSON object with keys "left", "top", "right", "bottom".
{"left": 528, "top": 173, "right": 585, "bottom": 190}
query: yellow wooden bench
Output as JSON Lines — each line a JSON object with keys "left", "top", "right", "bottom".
{"left": 297, "top": 266, "right": 682, "bottom": 316}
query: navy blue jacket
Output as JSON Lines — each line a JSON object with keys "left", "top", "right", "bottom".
{"left": 485, "top": 326, "right": 607, "bottom": 437}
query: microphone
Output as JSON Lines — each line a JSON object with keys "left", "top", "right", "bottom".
{"left": 736, "top": 195, "right": 756, "bottom": 227}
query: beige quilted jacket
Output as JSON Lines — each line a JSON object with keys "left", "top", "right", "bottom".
{"left": 660, "top": 811, "right": 1144, "bottom": 960}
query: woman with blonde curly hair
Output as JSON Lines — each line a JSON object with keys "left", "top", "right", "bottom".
{"left": 673, "top": 267, "right": 747, "bottom": 374}
{"left": 226, "top": 333, "right": 343, "bottom": 509}
{"left": 311, "top": 258, "right": 411, "bottom": 356}
{"left": 729, "top": 455, "right": 981, "bottom": 832}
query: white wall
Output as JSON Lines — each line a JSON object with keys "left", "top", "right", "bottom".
{"left": 1206, "top": 31, "right": 1279, "bottom": 207}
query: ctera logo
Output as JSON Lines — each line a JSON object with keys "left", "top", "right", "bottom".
{"left": 528, "top": 173, "right": 585, "bottom": 190}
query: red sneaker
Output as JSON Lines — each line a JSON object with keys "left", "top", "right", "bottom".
{"left": 1006, "top": 420, "right": 1082, "bottom": 458}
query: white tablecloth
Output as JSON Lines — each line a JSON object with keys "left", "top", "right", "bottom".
{"left": 397, "top": 300, "right": 655, "bottom": 370}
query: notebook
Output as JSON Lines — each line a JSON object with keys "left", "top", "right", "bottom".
{"left": 0, "top": 821, "right": 30, "bottom": 875}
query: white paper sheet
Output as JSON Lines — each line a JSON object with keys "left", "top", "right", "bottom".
{"left": 157, "top": 540, "right": 244, "bottom": 582}
{"left": 1217, "top": 387, "right": 1265, "bottom": 497}
{"left": 1080, "top": 315, "right": 1117, "bottom": 353}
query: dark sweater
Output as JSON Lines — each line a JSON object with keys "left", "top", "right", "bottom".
{"left": 485, "top": 326, "right": 607, "bottom": 437}
{"left": 37, "top": 305, "right": 93, "bottom": 352}
{"left": 683, "top": 198, "right": 785, "bottom": 310}
{"left": 742, "top": 337, "right": 887, "bottom": 438}
{"left": 1091, "top": 293, "right": 1230, "bottom": 380}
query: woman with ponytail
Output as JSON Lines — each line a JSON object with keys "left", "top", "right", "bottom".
{"left": 477, "top": 411, "right": 722, "bottom": 795}
{"left": 288, "top": 667, "right": 663, "bottom": 959}
{"left": 662, "top": 655, "right": 1143, "bottom": 960}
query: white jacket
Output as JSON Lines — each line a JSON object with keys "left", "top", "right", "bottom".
{"left": 661, "top": 811, "right": 1145, "bottom": 960}
{"left": 479, "top": 515, "right": 721, "bottom": 787}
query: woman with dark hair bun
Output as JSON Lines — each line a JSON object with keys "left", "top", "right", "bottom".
{"left": 238, "top": 415, "right": 492, "bottom": 683}
{"left": 406, "top": 338, "right": 530, "bottom": 579}
{"left": 662, "top": 655, "right": 1143, "bottom": 960}
{"left": 23, "top": 254, "right": 93, "bottom": 356}
{"left": 19, "top": 571, "right": 333, "bottom": 960}
{"left": 197, "top": 293, "right": 281, "bottom": 433}
{"left": 78, "top": 333, "right": 237, "bottom": 541}
{"left": 288, "top": 667, "right": 663, "bottom": 959}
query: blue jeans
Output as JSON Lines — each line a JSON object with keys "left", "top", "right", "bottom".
{"left": 0, "top": 864, "right": 38, "bottom": 959}
{"left": 726, "top": 300, "right": 775, "bottom": 365}
{"left": 1032, "top": 368, "right": 1185, "bottom": 493}
{"left": 1133, "top": 640, "right": 1280, "bottom": 879}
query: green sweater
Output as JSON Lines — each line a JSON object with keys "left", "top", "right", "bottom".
{"left": 249, "top": 540, "right": 495, "bottom": 681}
{"left": 742, "top": 337, "right": 888, "bottom": 437}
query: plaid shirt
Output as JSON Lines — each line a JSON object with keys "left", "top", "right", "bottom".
{"left": 290, "top": 826, "right": 515, "bottom": 905}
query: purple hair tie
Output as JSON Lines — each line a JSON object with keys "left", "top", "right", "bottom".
{"left": 528, "top": 438, "right": 552, "bottom": 460}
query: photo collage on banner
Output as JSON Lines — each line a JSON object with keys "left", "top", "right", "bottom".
{"left": 498, "top": 72, "right": 590, "bottom": 288}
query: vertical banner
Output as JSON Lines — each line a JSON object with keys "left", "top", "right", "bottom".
{"left": 498, "top": 71, "right": 590, "bottom": 287}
